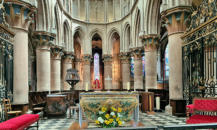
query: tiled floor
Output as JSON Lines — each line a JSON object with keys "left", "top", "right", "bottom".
{"left": 29, "top": 112, "right": 186, "bottom": 130}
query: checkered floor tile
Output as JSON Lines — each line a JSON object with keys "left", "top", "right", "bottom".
{"left": 28, "top": 112, "right": 186, "bottom": 129}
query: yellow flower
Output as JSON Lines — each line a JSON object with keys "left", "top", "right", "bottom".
{"left": 118, "top": 107, "right": 122, "bottom": 113}
{"left": 113, "top": 115, "right": 116, "bottom": 118}
{"left": 111, "top": 107, "right": 117, "bottom": 112}
{"left": 118, "top": 121, "right": 122, "bottom": 125}
{"left": 116, "top": 117, "right": 120, "bottom": 121}
{"left": 95, "top": 120, "right": 100, "bottom": 124}
{"left": 105, "top": 114, "right": 110, "bottom": 119}
{"left": 105, "top": 120, "right": 110, "bottom": 125}
{"left": 101, "top": 107, "right": 107, "bottom": 112}
{"left": 109, "top": 118, "right": 114, "bottom": 123}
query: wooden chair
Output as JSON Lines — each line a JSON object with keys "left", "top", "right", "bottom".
{"left": 3, "top": 99, "right": 22, "bottom": 120}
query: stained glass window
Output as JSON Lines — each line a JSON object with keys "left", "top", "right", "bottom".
{"left": 165, "top": 45, "right": 169, "bottom": 79}
{"left": 142, "top": 56, "right": 145, "bottom": 76}
{"left": 130, "top": 57, "right": 134, "bottom": 77}
{"left": 94, "top": 53, "right": 100, "bottom": 80}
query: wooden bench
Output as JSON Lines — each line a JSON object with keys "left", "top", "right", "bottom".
{"left": 0, "top": 114, "right": 39, "bottom": 130}
{"left": 186, "top": 98, "right": 217, "bottom": 124}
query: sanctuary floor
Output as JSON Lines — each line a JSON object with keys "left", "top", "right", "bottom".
{"left": 29, "top": 112, "right": 186, "bottom": 130}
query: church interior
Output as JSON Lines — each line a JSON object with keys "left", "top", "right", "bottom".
{"left": 0, "top": 0, "right": 217, "bottom": 129}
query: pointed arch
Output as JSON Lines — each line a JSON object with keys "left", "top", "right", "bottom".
{"left": 123, "top": 22, "right": 131, "bottom": 52}
{"left": 107, "top": 28, "right": 120, "bottom": 53}
{"left": 63, "top": 20, "right": 70, "bottom": 51}
{"left": 134, "top": 8, "right": 141, "bottom": 47}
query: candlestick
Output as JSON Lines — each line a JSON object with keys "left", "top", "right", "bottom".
{"left": 127, "top": 82, "right": 130, "bottom": 90}
{"left": 85, "top": 83, "right": 88, "bottom": 91}
{"left": 156, "top": 96, "right": 160, "bottom": 110}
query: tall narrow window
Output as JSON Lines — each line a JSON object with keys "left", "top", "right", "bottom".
{"left": 165, "top": 45, "right": 169, "bottom": 79}
{"left": 142, "top": 56, "right": 145, "bottom": 77}
{"left": 130, "top": 57, "right": 134, "bottom": 77}
{"left": 94, "top": 53, "right": 100, "bottom": 80}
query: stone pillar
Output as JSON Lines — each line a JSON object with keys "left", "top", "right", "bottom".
{"left": 74, "top": 58, "right": 82, "bottom": 90}
{"left": 82, "top": 54, "right": 92, "bottom": 90}
{"left": 143, "top": 35, "right": 159, "bottom": 91}
{"left": 161, "top": 8, "right": 190, "bottom": 100}
{"left": 33, "top": 32, "right": 55, "bottom": 92}
{"left": 103, "top": 54, "right": 112, "bottom": 90}
{"left": 4, "top": 1, "right": 36, "bottom": 104}
{"left": 131, "top": 48, "right": 143, "bottom": 90}
{"left": 62, "top": 53, "right": 74, "bottom": 90}
{"left": 119, "top": 52, "right": 130, "bottom": 89}
{"left": 51, "top": 47, "right": 63, "bottom": 91}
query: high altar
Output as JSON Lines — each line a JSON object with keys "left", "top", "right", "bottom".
{"left": 79, "top": 91, "right": 139, "bottom": 126}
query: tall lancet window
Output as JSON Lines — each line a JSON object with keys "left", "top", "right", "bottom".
{"left": 165, "top": 45, "right": 169, "bottom": 79}
{"left": 142, "top": 56, "right": 145, "bottom": 77}
{"left": 94, "top": 53, "right": 100, "bottom": 80}
{"left": 130, "top": 57, "right": 134, "bottom": 77}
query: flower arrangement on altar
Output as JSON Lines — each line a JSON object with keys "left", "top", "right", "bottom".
{"left": 95, "top": 106, "right": 124, "bottom": 128}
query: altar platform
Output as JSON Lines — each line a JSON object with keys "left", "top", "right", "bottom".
{"left": 79, "top": 91, "right": 139, "bottom": 126}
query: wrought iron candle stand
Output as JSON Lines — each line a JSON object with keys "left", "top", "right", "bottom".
{"left": 65, "top": 69, "right": 80, "bottom": 91}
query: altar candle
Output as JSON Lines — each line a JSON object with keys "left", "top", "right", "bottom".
{"left": 85, "top": 83, "right": 88, "bottom": 91}
{"left": 156, "top": 96, "right": 160, "bottom": 110}
{"left": 127, "top": 82, "right": 130, "bottom": 90}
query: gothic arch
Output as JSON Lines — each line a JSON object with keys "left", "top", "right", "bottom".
{"left": 123, "top": 23, "right": 131, "bottom": 52}
{"left": 89, "top": 28, "right": 104, "bottom": 41}
{"left": 63, "top": 20, "right": 70, "bottom": 51}
{"left": 134, "top": 8, "right": 141, "bottom": 47}
{"left": 107, "top": 28, "right": 120, "bottom": 53}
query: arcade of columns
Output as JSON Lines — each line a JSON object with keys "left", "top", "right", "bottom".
{"left": 4, "top": 0, "right": 192, "bottom": 114}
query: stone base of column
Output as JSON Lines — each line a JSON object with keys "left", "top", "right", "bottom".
{"left": 165, "top": 105, "right": 172, "bottom": 115}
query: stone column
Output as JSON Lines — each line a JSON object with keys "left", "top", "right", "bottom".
{"left": 62, "top": 53, "right": 74, "bottom": 90}
{"left": 74, "top": 58, "right": 82, "bottom": 90}
{"left": 131, "top": 48, "right": 143, "bottom": 90}
{"left": 119, "top": 52, "right": 130, "bottom": 89}
{"left": 33, "top": 32, "right": 55, "bottom": 92}
{"left": 51, "top": 47, "right": 63, "bottom": 91}
{"left": 4, "top": 1, "right": 36, "bottom": 104}
{"left": 82, "top": 54, "right": 92, "bottom": 90}
{"left": 161, "top": 8, "right": 190, "bottom": 100}
{"left": 143, "top": 35, "right": 159, "bottom": 91}
{"left": 103, "top": 54, "right": 112, "bottom": 90}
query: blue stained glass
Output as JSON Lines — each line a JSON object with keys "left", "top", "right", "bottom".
{"left": 165, "top": 45, "right": 169, "bottom": 78}
{"left": 142, "top": 56, "right": 145, "bottom": 76}
{"left": 130, "top": 57, "right": 134, "bottom": 77}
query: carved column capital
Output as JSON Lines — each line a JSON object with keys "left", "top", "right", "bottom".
{"left": 142, "top": 35, "right": 159, "bottom": 51}
{"left": 51, "top": 46, "right": 64, "bottom": 60}
{"left": 130, "top": 47, "right": 144, "bottom": 60}
{"left": 119, "top": 52, "right": 130, "bottom": 64}
{"left": 103, "top": 54, "right": 112, "bottom": 64}
{"left": 82, "top": 54, "right": 92, "bottom": 65}
{"left": 32, "top": 31, "right": 56, "bottom": 50}
{"left": 161, "top": 7, "right": 191, "bottom": 35}
{"left": 4, "top": 0, "right": 37, "bottom": 30}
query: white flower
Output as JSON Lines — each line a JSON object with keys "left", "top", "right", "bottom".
{"left": 99, "top": 111, "right": 104, "bottom": 114}
{"left": 98, "top": 117, "right": 104, "bottom": 123}
{"left": 117, "top": 113, "right": 122, "bottom": 117}
{"left": 122, "top": 121, "right": 125, "bottom": 124}
{"left": 110, "top": 112, "right": 115, "bottom": 116}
